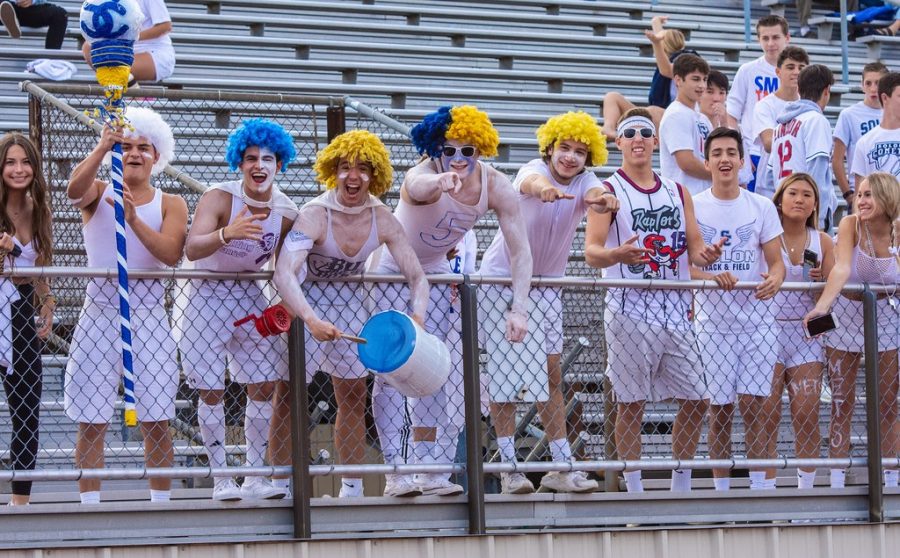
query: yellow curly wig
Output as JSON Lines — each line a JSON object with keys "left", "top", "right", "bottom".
{"left": 445, "top": 105, "right": 500, "bottom": 158}
{"left": 536, "top": 111, "right": 608, "bottom": 167}
{"left": 314, "top": 130, "right": 393, "bottom": 197}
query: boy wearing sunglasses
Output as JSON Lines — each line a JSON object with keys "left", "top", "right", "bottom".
{"left": 585, "top": 108, "right": 723, "bottom": 493}
{"left": 369, "top": 105, "right": 533, "bottom": 497}
{"left": 478, "top": 112, "right": 617, "bottom": 494}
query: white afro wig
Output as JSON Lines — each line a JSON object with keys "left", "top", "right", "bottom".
{"left": 102, "top": 106, "right": 175, "bottom": 176}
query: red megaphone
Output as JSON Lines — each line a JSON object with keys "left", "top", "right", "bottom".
{"left": 234, "top": 304, "right": 291, "bottom": 337}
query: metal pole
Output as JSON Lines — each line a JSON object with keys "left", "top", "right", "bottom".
{"left": 27, "top": 93, "right": 43, "bottom": 156}
{"left": 743, "top": 0, "right": 751, "bottom": 44}
{"left": 862, "top": 287, "right": 883, "bottom": 523}
{"left": 460, "top": 281, "right": 486, "bottom": 535}
{"left": 288, "top": 318, "right": 312, "bottom": 538}
{"left": 603, "top": 376, "right": 618, "bottom": 492}
{"left": 840, "top": 0, "right": 849, "bottom": 85}
{"left": 326, "top": 105, "right": 346, "bottom": 142}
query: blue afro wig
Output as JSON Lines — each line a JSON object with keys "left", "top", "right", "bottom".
{"left": 409, "top": 106, "right": 452, "bottom": 158}
{"left": 225, "top": 119, "right": 296, "bottom": 172}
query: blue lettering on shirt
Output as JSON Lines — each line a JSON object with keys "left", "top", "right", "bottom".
{"left": 861, "top": 119, "right": 881, "bottom": 135}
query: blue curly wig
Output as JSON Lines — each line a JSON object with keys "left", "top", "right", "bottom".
{"left": 409, "top": 106, "right": 452, "bottom": 158}
{"left": 225, "top": 119, "right": 296, "bottom": 172}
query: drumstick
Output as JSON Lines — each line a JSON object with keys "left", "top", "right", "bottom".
{"left": 341, "top": 333, "right": 368, "bottom": 344}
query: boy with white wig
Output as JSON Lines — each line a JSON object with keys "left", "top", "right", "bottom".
{"left": 64, "top": 106, "right": 188, "bottom": 503}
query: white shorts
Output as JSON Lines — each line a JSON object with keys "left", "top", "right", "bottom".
{"left": 136, "top": 47, "right": 175, "bottom": 82}
{"left": 180, "top": 285, "right": 288, "bottom": 390}
{"left": 481, "top": 285, "right": 562, "bottom": 403}
{"left": 304, "top": 282, "right": 371, "bottom": 382}
{"left": 64, "top": 302, "right": 179, "bottom": 424}
{"left": 825, "top": 296, "right": 900, "bottom": 353}
{"left": 776, "top": 319, "right": 824, "bottom": 369}
{"left": 605, "top": 310, "right": 707, "bottom": 404}
{"left": 699, "top": 326, "right": 778, "bottom": 405}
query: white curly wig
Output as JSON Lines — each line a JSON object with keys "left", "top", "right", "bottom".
{"left": 102, "top": 106, "right": 175, "bottom": 176}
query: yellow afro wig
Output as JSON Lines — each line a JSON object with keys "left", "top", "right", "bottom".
{"left": 536, "top": 111, "right": 608, "bottom": 167}
{"left": 314, "top": 130, "right": 393, "bottom": 197}
{"left": 445, "top": 105, "right": 500, "bottom": 158}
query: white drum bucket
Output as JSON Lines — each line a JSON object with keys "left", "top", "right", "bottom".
{"left": 358, "top": 310, "right": 451, "bottom": 398}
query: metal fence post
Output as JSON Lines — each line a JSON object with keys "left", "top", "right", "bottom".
{"left": 743, "top": 0, "right": 751, "bottom": 44}
{"left": 288, "top": 318, "right": 312, "bottom": 538}
{"left": 839, "top": 0, "right": 849, "bottom": 85}
{"left": 862, "top": 287, "right": 884, "bottom": 523}
{"left": 326, "top": 103, "right": 346, "bottom": 142}
{"left": 27, "top": 90, "right": 43, "bottom": 155}
{"left": 460, "top": 280, "right": 486, "bottom": 535}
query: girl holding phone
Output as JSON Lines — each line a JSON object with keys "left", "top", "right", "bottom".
{"left": 804, "top": 172, "right": 900, "bottom": 489}
{"left": 0, "top": 132, "right": 54, "bottom": 505}
{"left": 763, "top": 173, "right": 834, "bottom": 489}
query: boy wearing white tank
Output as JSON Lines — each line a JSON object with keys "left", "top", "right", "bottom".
{"left": 181, "top": 120, "right": 299, "bottom": 501}
{"left": 478, "top": 111, "right": 617, "bottom": 494}
{"left": 369, "top": 105, "right": 532, "bottom": 497}
{"left": 63, "top": 107, "right": 188, "bottom": 504}
{"left": 273, "top": 130, "right": 428, "bottom": 498}
{"left": 691, "top": 128, "right": 785, "bottom": 491}
{"left": 851, "top": 72, "right": 900, "bottom": 186}
{"left": 585, "top": 108, "right": 724, "bottom": 494}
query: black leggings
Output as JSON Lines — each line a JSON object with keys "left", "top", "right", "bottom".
{"left": 2, "top": 283, "right": 42, "bottom": 497}
{"left": 11, "top": 2, "right": 68, "bottom": 50}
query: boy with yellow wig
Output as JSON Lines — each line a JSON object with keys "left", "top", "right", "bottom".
{"left": 479, "top": 111, "right": 618, "bottom": 494}
{"left": 274, "top": 130, "right": 428, "bottom": 498}
{"left": 370, "top": 105, "right": 533, "bottom": 497}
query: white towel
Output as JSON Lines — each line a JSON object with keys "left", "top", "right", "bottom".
{"left": 0, "top": 280, "right": 21, "bottom": 371}
{"left": 26, "top": 59, "right": 77, "bottom": 81}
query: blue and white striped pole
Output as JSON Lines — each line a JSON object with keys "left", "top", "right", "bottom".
{"left": 109, "top": 137, "right": 137, "bottom": 427}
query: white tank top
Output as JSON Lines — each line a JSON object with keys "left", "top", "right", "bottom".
{"left": 195, "top": 193, "right": 282, "bottom": 273}
{"left": 601, "top": 169, "right": 692, "bottom": 330}
{"left": 379, "top": 161, "right": 490, "bottom": 274}
{"left": 83, "top": 184, "right": 167, "bottom": 307}
{"left": 306, "top": 207, "right": 380, "bottom": 280}
{"left": 775, "top": 228, "right": 822, "bottom": 320}
{"left": 7, "top": 239, "right": 37, "bottom": 268}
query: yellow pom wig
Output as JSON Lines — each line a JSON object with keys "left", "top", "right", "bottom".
{"left": 536, "top": 111, "right": 608, "bottom": 167}
{"left": 445, "top": 105, "right": 499, "bottom": 158}
{"left": 314, "top": 130, "right": 393, "bottom": 197}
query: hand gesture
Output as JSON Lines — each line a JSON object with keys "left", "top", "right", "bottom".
{"left": 755, "top": 272, "right": 782, "bottom": 300}
{"left": 615, "top": 234, "right": 653, "bottom": 265}
{"left": 223, "top": 206, "right": 265, "bottom": 242}
{"left": 37, "top": 304, "right": 53, "bottom": 339}
{"left": 808, "top": 265, "right": 825, "bottom": 282}
{"left": 585, "top": 190, "right": 619, "bottom": 214}
{"left": 438, "top": 172, "right": 463, "bottom": 194}
{"left": 105, "top": 184, "right": 136, "bottom": 224}
{"left": 540, "top": 185, "right": 576, "bottom": 203}
{"left": 698, "top": 237, "right": 727, "bottom": 267}
{"left": 505, "top": 309, "right": 528, "bottom": 343}
{"left": 309, "top": 318, "right": 342, "bottom": 342}
{"left": 712, "top": 271, "right": 738, "bottom": 291}
{"left": 98, "top": 124, "right": 125, "bottom": 153}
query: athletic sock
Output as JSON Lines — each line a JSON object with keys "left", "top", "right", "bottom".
{"left": 624, "top": 470, "right": 643, "bottom": 493}
{"left": 549, "top": 438, "right": 573, "bottom": 463}
{"left": 80, "top": 491, "right": 100, "bottom": 504}
{"left": 340, "top": 477, "right": 363, "bottom": 497}
{"left": 713, "top": 477, "right": 731, "bottom": 491}
{"left": 412, "top": 440, "right": 436, "bottom": 465}
{"left": 764, "top": 478, "right": 777, "bottom": 490}
{"left": 749, "top": 471, "right": 766, "bottom": 490}
{"left": 884, "top": 470, "right": 899, "bottom": 488}
{"left": 150, "top": 489, "right": 171, "bottom": 502}
{"left": 244, "top": 398, "right": 273, "bottom": 467}
{"left": 797, "top": 469, "right": 816, "bottom": 489}
{"left": 496, "top": 436, "right": 517, "bottom": 463}
{"left": 670, "top": 469, "right": 691, "bottom": 492}
{"left": 199, "top": 401, "right": 228, "bottom": 480}
{"left": 830, "top": 469, "right": 846, "bottom": 489}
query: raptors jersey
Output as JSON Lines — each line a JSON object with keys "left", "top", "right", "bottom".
{"left": 602, "top": 169, "right": 692, "bottom": 330}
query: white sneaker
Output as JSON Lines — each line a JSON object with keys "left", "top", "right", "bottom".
{"left": 212, "top": 478, "right": 242, "bottom": 501}
{"left": 240, "top": 477, "right": 287, "bottom": 500}
{"left": 415, "top": 473, "right": 464, "bottom": 496}
{"left": 540, "top": 471, "right": 599, "bottom": 493}
{"left": 501, "top": 472, "right": 535, "bottom": 494}
{"left": 384, "top": 474, "right": 422, "bottom": 497}
{"left": 0, "top": 2, "right": 20, "bottom": 39}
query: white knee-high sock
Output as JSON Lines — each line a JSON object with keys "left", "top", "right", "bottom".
{"left": 199, "top": 401, "right": 228, "bottom": 479}
{"left": 372, "top": 383, "right": 408, "bottom": 465}
{"left": 244, "top": 398, "right": 272, "bottom": 467}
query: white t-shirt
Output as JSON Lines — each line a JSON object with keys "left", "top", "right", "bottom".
{"left": 479, "top": 159, "right": 598, "bottom": 277}
{"left": 769, "top": 108, "right": 834, "bottom": 219}
{"left": 727, "top": 56, "right": 778, "bottom": 159}
{"left": 693, "top": 188, "right": 783, "bottom": 332}
{"left": 134, "top": 0, "right": 173, "bottom": 53}
{"left": 751, "top": 93, "right": 791, "bottom": 199}
{"left": 851, "top": 125, "right": 900, "bottom": 182}
{"left": 834, "top": 102, "right": 882, "bottom": 181}
{"left": 659, "top": 100, "right": 712, "bottom": 196}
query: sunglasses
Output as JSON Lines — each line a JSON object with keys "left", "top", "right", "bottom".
{"left": 621, "top": 127, "right": 654, "bottom": 139}
{"left": 441, "top": 145, "right": 477, "bottom": 157}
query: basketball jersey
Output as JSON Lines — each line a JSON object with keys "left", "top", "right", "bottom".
{"left": 602, "top": 169, "right": 692, "bottom": 330}
{"left": 84, "top": 184, "right": 167, "bottom": 308}
{"left": 775, "top": 228, "right": 822, "bottom": 320}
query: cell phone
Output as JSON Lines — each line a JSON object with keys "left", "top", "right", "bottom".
{"left": 802, "top": 249, "right": 818, "bottom": 281}
{"left": 805, "top": 313, "right": 838, "bottom": 338}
